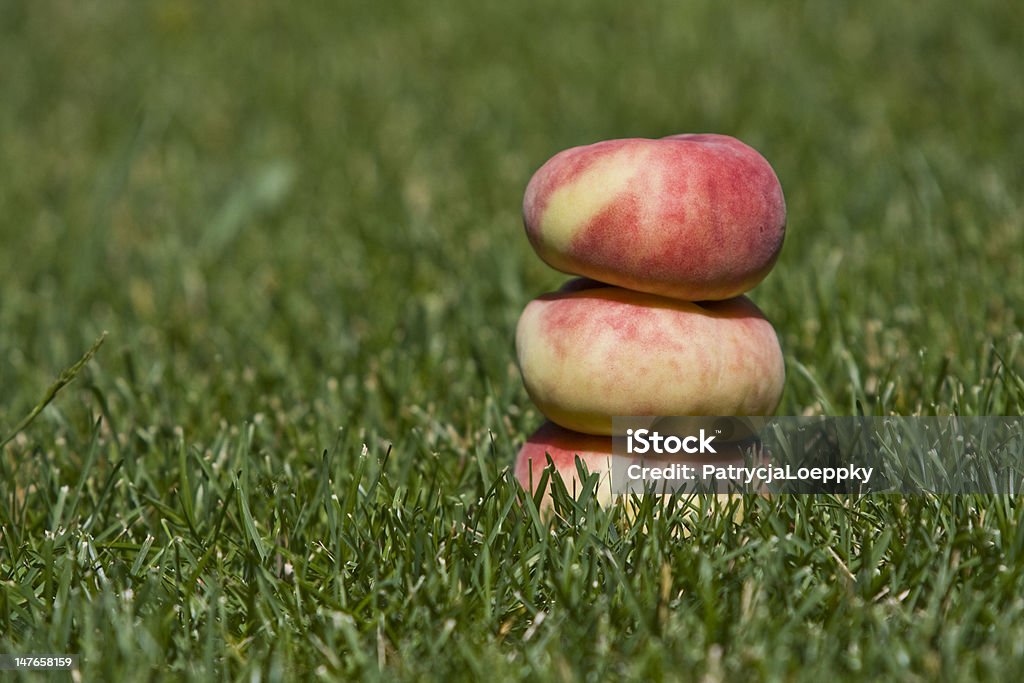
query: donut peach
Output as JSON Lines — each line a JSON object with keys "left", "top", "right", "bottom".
{"left": 523, "top": 134, "right": 785, "bottom": 301}
{"left": 514, "top": 422, "right": 757, "bottom": 511}
{"left": 515, "top": 286, "right": 784, "bottom": 435}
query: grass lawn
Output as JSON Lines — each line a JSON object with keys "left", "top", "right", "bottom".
{"left": 2, "top": 0, "right": 1023, "bottom": 680}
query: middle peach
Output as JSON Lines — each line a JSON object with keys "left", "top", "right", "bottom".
{"left": 515, "top": 285, "right": 785, "bottom": 436}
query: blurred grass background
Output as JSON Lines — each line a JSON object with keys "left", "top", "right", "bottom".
{"left": 1, "top": 0, "right": 1023, "bottom": 680}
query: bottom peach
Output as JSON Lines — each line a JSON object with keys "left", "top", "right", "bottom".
{"left": 514, "top": 422, "right": 766, "bottom": 513}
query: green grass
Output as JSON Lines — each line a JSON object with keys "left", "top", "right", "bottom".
{"left": 1, "top": 0, "right": 1023, "bottom": 680}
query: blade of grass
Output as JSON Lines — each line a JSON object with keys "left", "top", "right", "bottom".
{"left": 1, "top": 332, "right": 108, "bottom": 450}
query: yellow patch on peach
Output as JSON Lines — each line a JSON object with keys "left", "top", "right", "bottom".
{"left": 535, "top": 144, "right": 652, "bottom": 256}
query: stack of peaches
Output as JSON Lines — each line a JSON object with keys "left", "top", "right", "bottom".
{"left": 513, "top": 134, "right": 786, "bottom": 505}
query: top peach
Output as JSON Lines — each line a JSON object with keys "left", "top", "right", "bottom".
{"left": 523, "top": 134, "right": 786, "bottom": 301}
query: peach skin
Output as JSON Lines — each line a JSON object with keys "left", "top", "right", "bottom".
{"left": 523, "top": 134, "right": 786, "bottom": 301}
{"left": 514, "top": 422, "right": 619, "bottom": 508}
{"left": 515, "top": 286, "right": 785, "bottom": 435}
